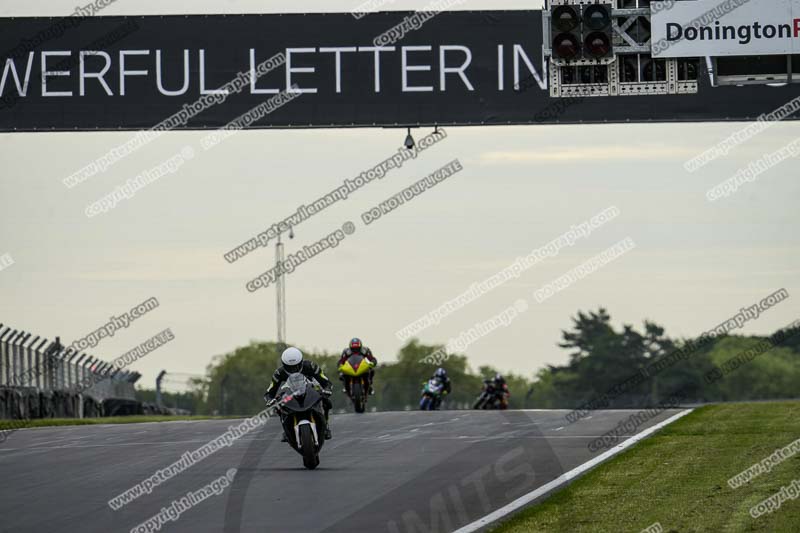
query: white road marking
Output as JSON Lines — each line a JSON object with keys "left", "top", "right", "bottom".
{"left": 452, "top": 409, "right": 695, "bottom": 533}
{"left": 0, "top": 448, "right": 57, "bottom": 462}
{"left": 0, "top": 439, "right": 229, "bottom": 451}
{"left": 28, "top": 438, "right": 76, "bottom": 447}
{"left": 0, "top": 433, "right": 644, "bottom": 452}
{"left": 517, "top": 409, "right": 571, "bottom": 412}
{"left": 553, "top": 426, "right": 564, "bottom": 431}
{"left": 0, "top": 418, "right": 243, "bottom": 436}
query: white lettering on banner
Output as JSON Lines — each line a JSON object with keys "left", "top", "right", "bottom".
{"left": 652, "top": 0, "right": 800, "bottom": 58}
{"left": 0, "top": 45, "right": 548, "bottom": 98}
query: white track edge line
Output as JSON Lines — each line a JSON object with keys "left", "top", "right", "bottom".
{"left": 452, "top": 408, "right": 695, "bottom": 533}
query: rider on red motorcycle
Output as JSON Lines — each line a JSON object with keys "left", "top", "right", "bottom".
{"left": 492, "top": 373, "right": 510, "bottom": 409}
{"left": 337, "top": 338, "right": 378, "bottom": 394}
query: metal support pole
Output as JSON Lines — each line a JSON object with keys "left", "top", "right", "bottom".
{"left": 8, "top": 330, "right": 15, "bottom": 384}
{"left": 74, "top": 353, "right": 87, "bottom": 389}
{"left": 7, "top": 329, "right": 18, "bottom": 386}
{"left": 10, "top": 331, "right": 18, "bottom": 385}
{"left": 0, "top": 326, "right": 5, "bottom": 386}
{"left": 43, "top": 339, "right": 58, "bottom": 391}
{"left": 63, "top": 349, "right": 74, "bottom": 390}
{"left": 43, "top": 340, "right": 50, "bottom": 391}
{"left": 11, "top": 331, "right": 25, "bottom": 386}
{"left": 25, "top": 336, "right": 39, "bottom": 388}
{"left": 82, "top": 357, "right": 94, "bottom": 392}
{"left": 21, "top": 332, "right": 31, "bottom": 385}
{"left": 53, "top": 349, "right": 61, "bottom": 390}
{"left": 68, "top": 351, "right": 80, "bottom": 390}
{"left": 0, "top": 326, "right": 12, "bottom": 386}
{"left": 35, "top": 338, "right": 47, "bottom": 390}
{"left": 58, "top": 352, "right": 66, "bottom": 389}
{"left": 276, "top": 234, "right": 286, "bottom": 348}
{"left": 220, "top": 374, "right": 229, "bottom": 416}
{"left": 156, "top": 370, "right": 166, "bottom": 408}
{"left": 0, "top": 329, "right": 5, "bottom": 386}
{"left": 17, "top": 333, "right": 28, "bottom": 386}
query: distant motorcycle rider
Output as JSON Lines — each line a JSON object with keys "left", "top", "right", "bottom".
{"left": 265, "top": 347, "right": 334, "bottom": 440}
{"left": 429, "top": 367, "right": 452, "bottom": 408}
{"left": 491, "top": 373, "right": 510, "bottom": 409}
{"left": 338, "top": 338, "right": 377, "bottom": 394}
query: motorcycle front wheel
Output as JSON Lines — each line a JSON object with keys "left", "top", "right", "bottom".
{"left": 352, "top": 382, "right": 366, "bottom": 413}
{"left": 420, "top": 396, "right": 431, "bottom": 410}
{"left": 299, "top": 424, "right": 319, "bottom": 470}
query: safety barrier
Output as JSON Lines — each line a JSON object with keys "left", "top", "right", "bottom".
{"left": 0, "top": 322, "right": 142, "bottom": 420}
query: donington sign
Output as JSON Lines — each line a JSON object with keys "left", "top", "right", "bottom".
{"left": 652, "top": 0, "right": 800, "bottom": 58}
{"left": 1, "top": 12, "right": 799, "bottom": 130}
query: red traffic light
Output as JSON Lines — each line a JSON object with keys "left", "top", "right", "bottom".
{"left": 553, "top": 5, "right": 580, "bottom": 32}
{"left": 554, "top": 34, "right": 580, "bottom": 60}
{"left": 584, "top": 32, "right": 611, "bottom": 58}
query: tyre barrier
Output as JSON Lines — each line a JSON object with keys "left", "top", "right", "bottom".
{"left": 102, "top": 398, "right": 144, "bottom": 417}
{"left": 141, "top": 402, "right": 172, "bottom": 416}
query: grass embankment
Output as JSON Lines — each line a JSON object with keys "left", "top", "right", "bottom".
{"left": 494, "top": 402, "right": 800, "bottom": 533}
{"left": 0, "top": 415, "right": 233, "bottom": 431}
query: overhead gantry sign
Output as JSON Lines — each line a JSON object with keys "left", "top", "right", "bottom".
{"left": 0, "top": 6, "right": 797, "bottom": 131}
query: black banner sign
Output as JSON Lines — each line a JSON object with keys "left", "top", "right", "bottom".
{"left": 0, "top": 11, "right": 797, "bottom": 131}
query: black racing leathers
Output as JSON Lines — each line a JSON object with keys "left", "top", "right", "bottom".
{"left": 265, "top": 360, "right": 333, "bottom": 421}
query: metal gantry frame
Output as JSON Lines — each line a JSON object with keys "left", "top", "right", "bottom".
{"left": 544, "top": 0, "right": 699, "bottom": 98}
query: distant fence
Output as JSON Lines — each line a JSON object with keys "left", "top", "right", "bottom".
{"left": 0, "top": 322, "right": 142, "bottom": 421}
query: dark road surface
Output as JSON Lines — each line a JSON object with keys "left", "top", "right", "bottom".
{"left": 0, "top": 409, "right": 686, "bottom": 533}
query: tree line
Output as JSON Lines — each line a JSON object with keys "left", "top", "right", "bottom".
{"left": 137, "top": 308, "right": 800, "bottom": 415}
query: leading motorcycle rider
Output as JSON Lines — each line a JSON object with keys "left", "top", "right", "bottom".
{"left": 264, "top": 347, "right": 334, "bottom": 440}
{"left": 337, "top": 337, "right": 378, "bottom": 394}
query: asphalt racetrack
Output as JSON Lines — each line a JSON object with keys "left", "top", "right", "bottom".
{"left": 0, "top": 409, "right": 685, "bottom": 533}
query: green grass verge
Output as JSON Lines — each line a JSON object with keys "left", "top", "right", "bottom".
{"left": 493, "top": 402, "right": 800, "bottom": 533}
{"left": 0, "top": 415, "right": 237, "bottom": 431}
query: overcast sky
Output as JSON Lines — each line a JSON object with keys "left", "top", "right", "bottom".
{"left": 1, "top": 0, "right": 798, "bottom": 391}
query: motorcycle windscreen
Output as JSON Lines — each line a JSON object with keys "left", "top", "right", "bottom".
{"left": 286, "top": 372, "right": 308, "bottom": 396}
{"left": 347, "top": 354, "right": 369, "bottom": 376}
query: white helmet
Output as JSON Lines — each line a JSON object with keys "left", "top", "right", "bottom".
{"left": 281, "top": 347, "right": 304, "bottom": 373}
